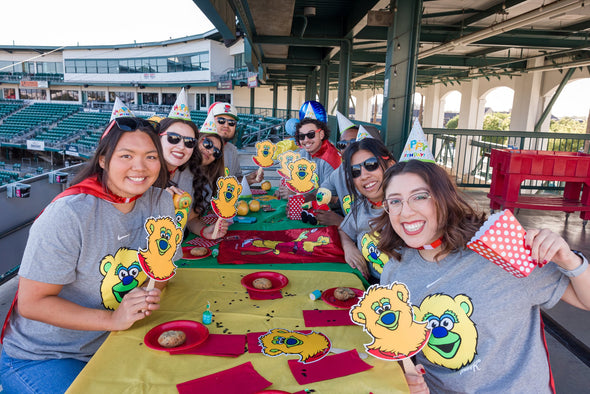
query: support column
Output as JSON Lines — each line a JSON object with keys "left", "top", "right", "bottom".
{"left": 309, "top": 70, "right": 318, "bottom": 101}
{"left": 249, "top": 87, "right": 255, "bottom": 115}
{"left": 337, "top": 39, "right": 352, "bottom": 116}
{"left": 286, "top": 81, "right": 293, "bottom": 118}
{"left": 319, "top": 61, "right": 329, "bottom": 106}
{"left": 453, "top": 79, "right": 481, "bottom": 183}
{"left": 510, "top": 57, "right": 544, "bottom": 132}
{"left": 272, "top": 83, "right": 278, "bottom": 118}
{"left": 381, "top": 0, "right": 422, "bottom": 159}
{"left": 422, "top": 84, "right": 441, "bottom": 128}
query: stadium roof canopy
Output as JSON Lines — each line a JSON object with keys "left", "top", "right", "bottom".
{"left": 194, "top": 0, "right": 590, "bottom": 89}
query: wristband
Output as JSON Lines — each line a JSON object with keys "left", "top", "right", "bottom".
{"left": 200, "top": 225, "right": 209, "bottom": 239}
{"left": 558, "top": 251, "right": 588, "bottom": 278}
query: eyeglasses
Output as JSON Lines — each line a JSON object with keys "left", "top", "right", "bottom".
{"left": 350, "top": 157, "right": 380, "bottom": 178}
{"left": 161, "top": 132, "right": 197, "bottom": 149}
{"left": 383, "top": 191, "right": 432, "bottom": 215}
{"left": 216, "top": 118, "right": 237, "bottom": 127}
{"left": 202, "top": 137, "right": 222, "bottom": 159}
{"left": 101, "top": 117, "right": 154, "bottom": 140}
{"left": 336, "top": 139, "right": 355, "bottom": 150}
{"left": 298, "top": 129, "right": 321, "bottom": 141}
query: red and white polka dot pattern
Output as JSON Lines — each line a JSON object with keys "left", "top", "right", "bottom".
{"left": 467, "top": 209, "right": 535, "bottom": 278}
{"left": 287, "top": 195, "right": 305, "bottom": 220}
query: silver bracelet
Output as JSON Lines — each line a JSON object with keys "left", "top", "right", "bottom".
{"left": 558, "top": 251, "right": 589, "bottom": 278}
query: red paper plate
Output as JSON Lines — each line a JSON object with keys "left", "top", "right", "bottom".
{"left": 321, "top": 287, "right": 365, "bottom": 309}
{"left": 144, "top": 320, "right": 209, "bottom": 351}
{"left": 182, "top": 246, "right": 212, "bottom": 260}
{"left": 241, "top": 272, "right": 288, "bottom": 293}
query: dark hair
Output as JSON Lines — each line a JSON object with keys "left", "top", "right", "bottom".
{"left": 371, "top": 160, "right": 487, "bottom": 261}
{"left": 342, "top": 138, "right": 394, "bottom": 214}
{"left": 73, "top": 117, "right": 168, "bottom": 189}
{"left": 199, "top": 133, "right": 225, "bottom": 201}
{"left": 295, "top": 118, "right": 330, "bottom": 144}
{"left": 158, "top": 117, "right": 210, "bottom": 215}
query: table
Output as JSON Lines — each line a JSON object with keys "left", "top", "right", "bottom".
{"left": 487, "top": 149, "right": 590, "bottom": 225}
{"left": 67, "top": 268, "right": 409, "bottom": 393}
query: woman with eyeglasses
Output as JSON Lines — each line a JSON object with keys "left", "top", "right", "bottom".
{"left": 0, "top": 117, "right": 178, "bottom": 393}
{"left": 157, "top": 118, "right": 229, "bottom": 240}
{"left": 371, "top": 160, "right": 590, "bottom": 393}
{"left": 338, "top": 138, "right": 395, "bottom": 282}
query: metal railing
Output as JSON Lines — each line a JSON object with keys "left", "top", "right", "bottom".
{"left": 424, "top": 128, "right": 590, "bottom": 189}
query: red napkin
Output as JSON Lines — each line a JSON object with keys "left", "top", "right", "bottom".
{"left": 176, "top": 361, "right": 272, "bottom": 394}
{"left": 288, "top": 349, "right": 372, "bottom": 385}
{"left": 303, "top": 309, "right": 356, "bottom": 327}
{"left": 467, "top": 209, "right": 535, "bottom": 278}
{"left": 169, "top": 334, "right": 246, "bottom": 357}
{"left": 186, "top": 237, "right": 221, "bottom": 248}
{"left": 247, "top": 331, "right": 313, "bottom": 354}
{"left": 247, "top": 289, "right": 283, "bottom": 300}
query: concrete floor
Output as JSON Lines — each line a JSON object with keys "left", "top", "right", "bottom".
{"left": 0, "top": 152, "right": 588, "bottom": 392}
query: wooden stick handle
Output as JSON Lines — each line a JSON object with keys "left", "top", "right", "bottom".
{"left": 401, "top": 357, "right": 416, "bottom": 375}
{"left": 211, "top": 218, "right": 222, "bottom": 239}
{"left": 145, "top": 278, "right": 155, "bottom": 291}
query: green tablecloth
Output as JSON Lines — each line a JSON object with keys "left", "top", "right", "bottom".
{"left": 178, "top": 196, "right": 370, "bottom": 288}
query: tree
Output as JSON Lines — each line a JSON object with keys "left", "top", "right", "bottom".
{"left": 548, "top": 117, "right": 587, "bottom": 152}
{"left": 482, "top": 112, "right": 510, "bottom": 144}
{"left": 445, "top": 115, "right": 459, "bottom": 129}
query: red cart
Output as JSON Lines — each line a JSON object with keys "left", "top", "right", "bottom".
{"left": 488, "top": 149, "right": 590, "bottom": 227}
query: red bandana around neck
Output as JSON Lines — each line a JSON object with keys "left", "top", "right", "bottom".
{"left": 414, "top": 237, "right": 443, "bottom": 250}
{"left": 51, "top": 176, "right": 143, "bottom": 205}
{"left": 312, "top": 140, "right": 342, "bottom": 170}
{"left": 369, "top": 199, "right": 383, "bottom": 208}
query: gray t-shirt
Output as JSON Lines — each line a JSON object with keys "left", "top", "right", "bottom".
{"left": 380, "top": 248, "right": 569, "bottom": 393}
{"left": 171, "top": 168, "right": 193, "bottom": 196}
{"left": 340, "top": 199, "right": 390, "bottom": 280}
{"left": 298, "top": 148, "right": 336, "bottom": 187}
{"left": 321, "top": 165, "right": 353, "bottom": 215}
{"left": 224, "top": 142, "right": 242, "bottom": 178}
{"left": 3, "top": 188, "right": 181, "bottom": 362}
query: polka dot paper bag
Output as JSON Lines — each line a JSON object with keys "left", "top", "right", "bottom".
{"left": 467, "top": 209, "right": 536, "bottom": 278}
{"left": 287, "top": 194, "right": 305, "bottom": 220}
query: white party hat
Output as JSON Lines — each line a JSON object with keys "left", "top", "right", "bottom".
{"left": 199, "top": 111, "right": 218, "bottom": 134}
{"left": 168, "top": 88, "right": 191, "bottom": 120}
{"left": 110, "top": 97, "right": 135, "bottom": 121}
{"left": 356, "top": 125, "right": 373, "bottom": 141}
{"left": 240, "top": 175, "right": 252, "bottom": 199}
{"left": 399, "top": 120, "right": 435, "bottom": 163}
{"left": 336, "top": 111, "right": 355, "bottom": 132}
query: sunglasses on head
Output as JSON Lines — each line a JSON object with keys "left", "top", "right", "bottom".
{"left": 216, "top": 118, "right": 237, "bottom": 126}
{"left": 298, "top": 129, "right": 320, "bottom": 141}
{"left": 101, "top": 117, "right": 154, "bottom": 140}
{"left": 161, "top": 132, "right": 197, "bottom": 149}
{"left": 336, "top": 139, "right": 355, "bottom": 150}
{"left": 350, "top": 157, "right": 380, "bottom": 178}
{"left": 202, "top": 137, "right": 222, "bottom": 159}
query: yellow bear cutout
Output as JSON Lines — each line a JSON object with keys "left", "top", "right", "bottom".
{"left": 173, "top": 191, "right": 192, "bottom": 230}
{"left": 286, "top": 158, "right": 316, "bottom": 194}
{"left": 361, "top": 233, "right": 389, "bottom": 275}
{"left": 100, "top": 247, "right": 148, "bottom": 310}
{"left": 350, "top": 283, "right": 430, "bottom": 360}
{"left": 252, "top": 140, "right": 276, "bottom": 167}
{"left": 277, "top": 151, "right": 301, "bottom": 178}
{"left": 211, "top": 176, "right": 242, "bottom": 219}
{"left": 258, "top": 328, "right": 331, "bottom": 364}
{"left": 138, "top": 216, "right": 183, "bottom": 281}
{"left": 413, "top": 294, "right": 478, "bottom": 370}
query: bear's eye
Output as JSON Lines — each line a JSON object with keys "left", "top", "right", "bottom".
{"left": 160, "top": 229, "right": 166, "bottom": 238}
{"left": 272, "top": 336, "right": 285, "bottom": 345}
{"left": 426, "top": 318, "right": 440, "bottom": 330}
{"left": 374, "top": 306, "right": 384, "bottom": 314}
{"left": 382, "top": 302, "right": 391, "bottom": 311}
{"left": 368, "top": 245, "right": 378, "bottom": 254}
{"left": 128, "top": 266, "right": 140, "bottom": 277}
{"left": 118, "top": 269, "right": 129, "bottom": 281}
{"left": 440, "top": 317, "right": 455, "bottom": 330}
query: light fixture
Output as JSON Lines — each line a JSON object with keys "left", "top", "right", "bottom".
{"left": 303, "top": 7, "right": 316, "bottom": 17}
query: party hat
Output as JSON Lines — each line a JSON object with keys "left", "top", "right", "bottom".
{"left": 199, "top": 111, "right": 218, "bottom": 134}
{"left": 299, "top": 100, "right": 327, "bottom": 123}
{"left": 110, "top": 97, "right": 135, "bottom": 121}
{"left": 168, "top": 88, "right": 191, "bottom": 120}
{"left": 336, "top": 111, "right": 355, "bottom": 132}
{"left": 399, "top": 120, "right": 435, "bottom": 163}
{"left": 240, "top": 175, "right": 252, "bottom": 199}
{"left": 356, "top": 125, "right": 373, "bottom": 141}
{"left": 467, "top": 209, "right": 535, "bottom": 278}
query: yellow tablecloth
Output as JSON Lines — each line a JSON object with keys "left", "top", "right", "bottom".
{"left": 67, "top": 268, "right": 408, "bottom": 393}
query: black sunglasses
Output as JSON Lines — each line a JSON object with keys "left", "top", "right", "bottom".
{"left": 101, "top": 117, "right": 154, "bottom": 140}
{"left": 216, "top": 118, "right": 237, "bottom": 126}
{"left": 202, "top": 137, "right": 222, "bottom": 159}
{"left": 298, "top": 129, "right": 320, "bottom": 141}
{"left": 161, "top": 132, "right": 197, "bottom": 149}
{"left": 336, "top": 139, "right": 355, "bottom": 150}
{"left": 350, "top": 157, "right": 380, "bottom": 178}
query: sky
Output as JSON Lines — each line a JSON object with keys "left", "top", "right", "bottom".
{"left": 0, "top": 0, "right": 214, "bottom": 46}
{"left": 2, "top": 0, "right": 589, "bottom": 118}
